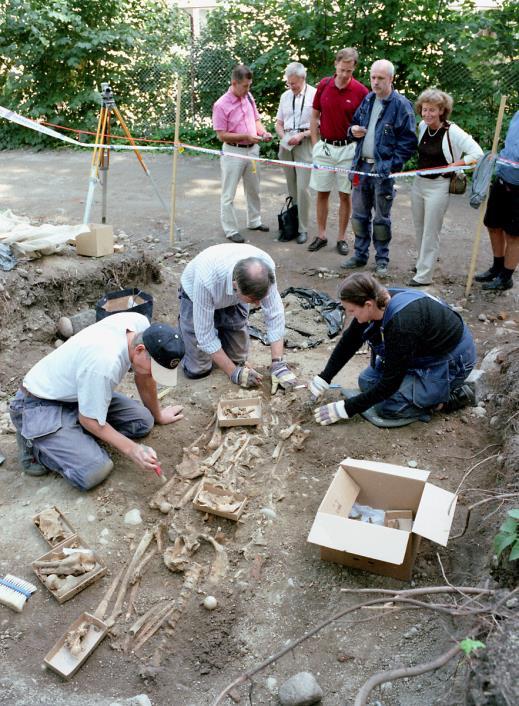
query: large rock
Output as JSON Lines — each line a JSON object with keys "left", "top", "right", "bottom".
{"left": 278, "top": 671, "right": 323, "bottom": 705}
{"left": 464, "top": 368, "right": 487, "bottom": 403}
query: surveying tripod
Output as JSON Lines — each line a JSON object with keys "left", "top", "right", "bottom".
{"left": 83, "top": 82, "right": 169, "bottom": 225}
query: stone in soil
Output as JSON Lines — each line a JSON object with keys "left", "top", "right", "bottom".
{"left": 278, "top": 671, "right": 323, "bottom": 705}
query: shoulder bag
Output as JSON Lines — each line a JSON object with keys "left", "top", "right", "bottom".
{"left": 446, "top": 127, "right": 467, "bottom": 195}
{"left": 277, "top": 196, "right": 299, "bottom": 241}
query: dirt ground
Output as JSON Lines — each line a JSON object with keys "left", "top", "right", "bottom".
{"left": 0, "top": 150, "right": 518, "bottom": 706}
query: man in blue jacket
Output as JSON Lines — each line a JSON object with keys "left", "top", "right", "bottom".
{"left": 342, "top": 60, "right": 417, "bottom": 277}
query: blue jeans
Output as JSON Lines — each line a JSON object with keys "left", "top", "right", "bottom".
{"left": 358, "top": 325, "right": 476, "bottom": 419}
{"left": 351, "top": 161, "right": 395, "bottom": 265}
{"left": 9, "top": 391, "right": 154, "bottom": 490}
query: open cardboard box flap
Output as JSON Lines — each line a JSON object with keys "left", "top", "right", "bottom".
{"left": 342, "top": 457, "right": 430, "bottom": 483}
{"left": 308, "top": 513, "right": 410, "bottom": 564}
{"left": 413, "top": 482, "right": 457, "bottom": 546}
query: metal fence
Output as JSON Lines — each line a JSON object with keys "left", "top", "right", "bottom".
{"left": 126, "top": 40, "right": 518, "bottom": 148}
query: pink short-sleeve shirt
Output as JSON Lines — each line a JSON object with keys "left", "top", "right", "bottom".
{"left": 212, "top": 89, "right": 260, "bottom": 136}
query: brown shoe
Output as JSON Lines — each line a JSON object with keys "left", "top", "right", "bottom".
{"left": 308, "top": 237, "right": 328, "bottom": 252}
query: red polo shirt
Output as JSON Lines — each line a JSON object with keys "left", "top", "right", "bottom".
{"left": 313, "top": 76, "right": 368, "bottom": 141}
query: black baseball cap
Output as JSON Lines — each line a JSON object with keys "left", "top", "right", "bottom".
{"left": 142, "top": 323, "right": 185, "bottom": 386}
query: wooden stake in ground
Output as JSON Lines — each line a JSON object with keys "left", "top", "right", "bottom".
{"left": 169, "top": 78, "right": 183, "bottom": 245}
{"left": 465, "top": 95, "right": 507, "bottom": 296}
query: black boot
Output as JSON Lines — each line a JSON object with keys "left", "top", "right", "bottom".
{"left": 443, "top": 384, "right": 475, "bottom": 413}
{"left": 482, "top": 274, "right": 513, "bottom": 291}
{"left": 475, "top": 257, "right": 504, "bottom": 282}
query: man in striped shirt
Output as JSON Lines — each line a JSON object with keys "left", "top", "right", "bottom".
{"left": 179, "top": 244, "right": 296, "bottom": 392}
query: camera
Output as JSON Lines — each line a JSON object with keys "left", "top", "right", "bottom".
{"left": 100, "top": 82, "right": 115, "bottom": 106}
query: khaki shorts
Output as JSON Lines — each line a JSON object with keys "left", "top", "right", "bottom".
{"left": 309, "top": 140, "right": 355, "bottom": 194}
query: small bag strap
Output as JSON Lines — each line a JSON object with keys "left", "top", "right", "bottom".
{"left": 445, "top": 125, "right": 454, "bottom": 163}
{"left": 282, "top": 196, "right": 293, "bottom": 213}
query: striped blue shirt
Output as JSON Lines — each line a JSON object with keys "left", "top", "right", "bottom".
{"left": 180, "top": 244, "right": 285, "bottom": 354}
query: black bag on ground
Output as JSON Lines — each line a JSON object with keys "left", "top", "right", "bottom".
{"left": 277, "top": 197, "right": 299, "bottom": 241}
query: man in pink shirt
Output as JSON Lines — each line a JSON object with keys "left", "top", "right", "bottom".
{"left": 213, "top": 65, "right": 273, "bottom": 243}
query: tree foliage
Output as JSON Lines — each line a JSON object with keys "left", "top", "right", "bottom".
{"left": 0, "top": 0, "right": 190, "bottom": 147}
{"left": 201, "top": 0, "right": 518, "bottom": 146}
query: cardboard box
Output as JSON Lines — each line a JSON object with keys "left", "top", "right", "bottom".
{"left": 307, "top": 458, "right": 457, "bottom": 581}
{"left": 75, "top": 224, "right": 114, "bottom": 257}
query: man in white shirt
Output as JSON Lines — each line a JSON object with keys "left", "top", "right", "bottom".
{"left": 9, "top": 314, "right": 184, "bottom": 490}
{"left": 179, "top": 243, "right": 297, "bottom": 393}
{"left": 275, "top": 62, "right": 317, "bottom": 244}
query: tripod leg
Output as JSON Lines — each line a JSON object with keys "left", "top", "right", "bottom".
{"left": 83, "top": 107, "right": 110, "bottom": 224}
{"left": 112, "top": 106, "right": 169, "bottom": 217}
{"left": 100, "top": 111, "right": 111, "bottom": 224}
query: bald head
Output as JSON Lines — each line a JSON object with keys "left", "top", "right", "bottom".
{"left": 370, "top": 60, "right": 394, "bottom": 99}
{"left": 233, "top": 257, "right": 275, "bottom": 303}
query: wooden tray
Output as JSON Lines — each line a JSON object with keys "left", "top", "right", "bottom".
{"left": 217, "top": 397, "right": 262, "bottom": 427}
{"left": 193, "top": 480, "right": 247, "bottom": 521}
{"left": 32, "top": 534, "right": 107, "bottom": 604}
{"left": 32, "top": 506, "right": 76, "bottom": 547}
{"left": 44, "top": 612, "right": 108, "bottom": 679}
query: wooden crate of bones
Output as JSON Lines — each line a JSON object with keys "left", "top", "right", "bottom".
{"left": 217, "top": 397, "right": 262, "bottom": 427}
{"left": 32, "top": 535, "right": 107, "bottom": 604}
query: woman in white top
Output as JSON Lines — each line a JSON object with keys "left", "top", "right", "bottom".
{"left": 410, "top": 88, "right": 483, "bottom": 285}
{"left": 275, "top": 62, "right": 316, "bottom": 244}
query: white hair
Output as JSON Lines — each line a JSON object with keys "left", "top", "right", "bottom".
{"left": 284, "top": 62, "right": 306, "bottom": 79}
{"left": 371, "top": 59, "right": 395, "bottom": 79}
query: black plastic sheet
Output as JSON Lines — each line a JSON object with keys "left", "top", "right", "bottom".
{"left": 281, "top": 286, "right": 344, "bottom": 337}
{"left": 248, "top": 287, "right": 344, "bottom": 346}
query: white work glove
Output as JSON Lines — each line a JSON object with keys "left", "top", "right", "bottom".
{"left": 308, "top": 375, "right": 330, "bottom": 402}
{"left": 314, "top": 401, "right": 349, "bottom": 426}
{"left": 230, "top": 365, "right": 262, "bottom": 389}
{"left": 270, "top": 360, "right": 297, "bottom": 395}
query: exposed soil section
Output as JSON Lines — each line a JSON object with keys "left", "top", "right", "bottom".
{"left": 0, "top": 151, "right": 518, "bottom": 706}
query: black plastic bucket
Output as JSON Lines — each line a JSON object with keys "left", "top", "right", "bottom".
{"left": 95, "top": 287, "right": 153, "bottom": 323}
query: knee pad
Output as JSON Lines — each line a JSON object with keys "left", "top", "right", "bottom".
{"left": 81, "top": 459, "right": 114, "bottom": 490}
{"left": 373, "top": 223, "right": 391, "bottom": 243}
{"left": 351, "top": 218, "right": 369, "bottom": 239}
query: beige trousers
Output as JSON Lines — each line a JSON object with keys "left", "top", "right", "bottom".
{"left": 411, "top": 175, "right": 450, "bottom": 284}
{"left": 279, "top": 137, "right": 313, "bottom": 233}
{"left": 220, "top": 143, "right": 261, "bottom": 237}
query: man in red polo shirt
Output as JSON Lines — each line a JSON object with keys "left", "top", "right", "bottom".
{"left": 308, "top": 48, "right": 368, "bottom": 255}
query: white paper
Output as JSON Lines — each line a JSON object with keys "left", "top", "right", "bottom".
{"left": 279, "top": 134, "right": 296, "bottom": 151}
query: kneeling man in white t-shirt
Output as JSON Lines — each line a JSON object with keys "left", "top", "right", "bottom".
{"left": 9, "top": 313, "right": 184, "bottom": 490}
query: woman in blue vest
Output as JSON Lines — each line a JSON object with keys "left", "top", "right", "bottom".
{"left": 309, "top": 273, "right": 476, "bottom": 425}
